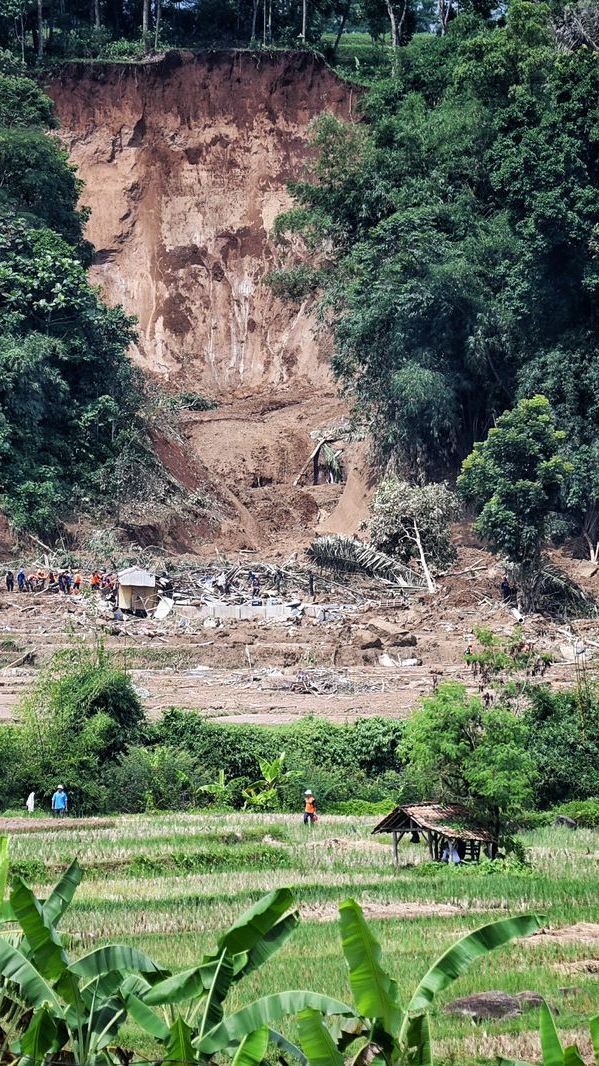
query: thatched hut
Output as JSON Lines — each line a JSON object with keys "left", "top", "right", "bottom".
{"left": 372, "top": 802, "right": 496, "bottom": 864}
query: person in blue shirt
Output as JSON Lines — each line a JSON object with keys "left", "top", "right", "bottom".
{"left": 51, "top": 785, "right": 68, "bottom": 817}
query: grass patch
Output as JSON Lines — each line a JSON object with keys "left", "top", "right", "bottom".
{"left": 4, "top": 812, "right": 597, "bottom": 1059}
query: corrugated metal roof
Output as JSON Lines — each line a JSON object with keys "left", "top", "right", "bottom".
{"left": 372, "top": 803, "right": 495, "bottom": 842}
{"left": 117, "top": 567, "right": 156, "bottom": 587}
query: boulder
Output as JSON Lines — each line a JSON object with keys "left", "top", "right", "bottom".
{"left": 354, "top": 630, "right": 384, "bottom": 650}
{"left": 444, "top": 991, "right": 522, "bottom": 1020}
{"left": 554, "top": 815, "right": 578, "bottom": 829}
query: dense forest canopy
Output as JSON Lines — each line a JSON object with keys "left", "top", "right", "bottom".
{"left": 273, "top": 0, "right": 599, "bottom": 561}
{"left": 0, "top": 53, "right": 144, "bottom": 533}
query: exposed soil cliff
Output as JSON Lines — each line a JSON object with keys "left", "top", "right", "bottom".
{"left": 47, "top": 50, "right": 355, "bottom": 392}
{"left": 47, "top": 51, "right": 370, "bottom": 551}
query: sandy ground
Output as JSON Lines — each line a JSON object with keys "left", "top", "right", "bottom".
{"left": 0, "top": 543, "right": 597, "bottom": 725}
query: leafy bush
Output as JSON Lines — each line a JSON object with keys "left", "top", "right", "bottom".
{"left": 266, "top": 266, "right": 321, "bottom": 300}
{"left": 369, "top": 478, "right": 460, "bottom": 570}
{"left": 13, "top": 643, "right": 143, "bottom": 812}
{"left": 552, "top": 798, "right": 599, "bottom": 828}
{"left": 401, "top": 682, "right": 535, "bottom": 842}
{"left": 107, "top": 745, "right": 197, "bottom": 813}
{"left": 524, "top": 684, "right": 599, "bottom": 807}
{"left": 176, "top": 391, "right": 218, "bottom": 411}
{"left": 100, "top": 37, "right": 148, "bottom": 59}
{"left": 329, "top": 798, "right": 395, "bottom": 816}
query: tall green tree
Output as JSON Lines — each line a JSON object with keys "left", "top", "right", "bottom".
{"left": 401, "top": 681, "right": 535, "bottom": 842}
{"left": 457, "top": 395, "right": 570, "bottom": 610}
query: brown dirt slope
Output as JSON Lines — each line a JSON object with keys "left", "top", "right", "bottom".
{"left": 46, "top": 51, "right": 367, "bottom": 552}
{"left": 46, "top": 50, "right": 354, "bottom": 393}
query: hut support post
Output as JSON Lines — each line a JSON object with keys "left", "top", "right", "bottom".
{"left": 392, "top": 831, "right": 399, "bottom": 865}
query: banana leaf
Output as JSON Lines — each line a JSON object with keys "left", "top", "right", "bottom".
{"left": 197, "top": 992, "right": 354, "bottom": 1054}
{"left": 19, "top": 1006, "right": 60, "bottom": 1063}
{"left": 69, "top": 944, "right": 164, "bottom": 980}
{"left": 10, "top": 878, "right": 67, "bottom": 981}
{"left": 165, "top": 1014, "right": 195, "bottom": 1064}
{"left": 563, "top": 1047, "right": 585, "bottom": 1066}
{"left": 42, "top": 860, "right": 83, "bottom": 927}
{"left": 405, "top": 914, "right": 545, "bottom": 1016}
{"left": 297, "top": 1007, "right": 345, "bottom": 1066}
{"left": 338, "top": 899, "right": 401, "bottom": 1033}
{"left": 403, "top": 1012, "right": 433, "bottom": 1066}
{"left": 0, "top": 936, "right": 61, "bottom": 1009}
{"left": 231, "top": 1025, "right": 270, "bottom": 1066}
{"left": 591, "top": 1015, "right": 599, "bottom": 1065}
{"left": 214, "top": 889, "right": 295, "bottom": 957}
{"left": 0, "top": 836, "right": 8, "bottom": 903}
{"left": 124, "top": 992, "right": 169, "bottom": 1042}
{"left": 195, "top": 949, "right": 235, "bottom": 1039}
{"left": 82, "top": 997, "right": 126, "bottom": 1052}
{"left": 539, "top": 1001, "right": 564, "bottom": 1066}
{"left": 269, "top": 1028, "right": 307, "bottom": 1066}
{"left": 242, "top": 911, "right": 300, "bottom": 980}
{"left": 143, "top": 965, "right": 209, "bottom": 1006}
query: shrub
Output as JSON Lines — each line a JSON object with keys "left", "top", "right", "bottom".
{"left": 266, "top": 266, "right": 321, "bottom": 300}
{"left": 107, "top": 745, "right": 197, "bottom": 813}
{"left": 329, "top": 798, "right": 395, "bottom": 816}
{"left": 524, "top": 685, "right": 599, "bottom": 807}
{"left": 552, "top": 798, "right": 599, "bottom": 828}
{"left": 369, "top": 478, "right": 460, "bottom": 571}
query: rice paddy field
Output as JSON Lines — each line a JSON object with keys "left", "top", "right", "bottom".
{"left": 7, "top": 814, "right": 599, "bottom": 1063}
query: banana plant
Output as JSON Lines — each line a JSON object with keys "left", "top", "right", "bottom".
{"left": 123, "top": 886, "right": 353, "bottom": 1063}
{"left": 0, "top": 861, "right": 167, "bottom": 1066}
{"left": 295, "top": 899, "right": 546, "bottom": 1066}
{"left": 498, "top": 1002, "right": 599, "bottom": 1066}
{"left": 242, "top": 751, "right": 300, "bottom": 810}
{"left": 0, "top": 834, "right": 10, "bottom": 922}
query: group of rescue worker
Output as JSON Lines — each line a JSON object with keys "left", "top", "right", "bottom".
{"left": 5, "top": 567, "right": 117, "bottom": 595}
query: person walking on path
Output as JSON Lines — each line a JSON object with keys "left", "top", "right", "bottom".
{"left": 17, "top": 567, "right": 26, "bottom": 592}
{"left": 51, "top": 784, "right": 68, "bottom": 818}
{"left": 5, "top": 570, "right": 13, "bottom": 592}
{"left": 303, "top": 789, "right": 317, "bottom": 826}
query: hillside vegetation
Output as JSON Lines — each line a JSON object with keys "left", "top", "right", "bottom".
{"left": 274, "top": 2, "right": 599, "bottom": 570}
{"left": 0, "top": 54, "right": 146, "bottom": 534}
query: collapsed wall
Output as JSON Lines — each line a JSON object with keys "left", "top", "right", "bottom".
{"left": 46, "top": 50, "right": 356, "bottom": 393}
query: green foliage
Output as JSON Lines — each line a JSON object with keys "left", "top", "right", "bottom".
{"left": 458, "top": 396, "right": 570, "bottom": 608}
{"left": 242, "top": 751, "right": 300, "bottom": 811}
{"left": 330, "top": 898, "right": 543, "bottom": 1066}
{"left": 14, "top": 643, "right": 143, "bottom": 811}
{"left": 524, "top": 685, "right": 599, "bottom": 808}
{"left": 107, "top": 745, "right": 197, "bottom": 813}
{"left": 328, "top": 797, "right": 397, "bottom": 816}
{"left": 519, "top": 346, "right": 599, "bottom": 560}
{"left": 273, "top": 3, "right": 599, "bottom": 501}
{"left": 552, "top": 798, "right": 599, "bottom": 829}
{"left": 369, "top": 478, "right": 460, "bottom": 570}
{"left": 265, "top": 266, "right": 322, "bottom": 300}
{"left": 0, "top": 74, "right": 54, "bottom": 128}
{"left": 0, "top": 62, "right": 146, "bottom": 536}
{"left": 401, "top": 681, "right": 536, "bottom": 839}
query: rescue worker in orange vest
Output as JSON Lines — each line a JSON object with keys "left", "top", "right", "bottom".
{"left": 303, "top": 789, "right": 317, "bottom": 826}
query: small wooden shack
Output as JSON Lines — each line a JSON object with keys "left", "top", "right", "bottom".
{"left": 117, "top": 566, "right": 157, "bottom": 614}
{"left": 372, "top": 802, "right": 496, "bottom": 864}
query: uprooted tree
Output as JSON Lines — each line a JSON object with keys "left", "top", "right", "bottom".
{"left": 457, "top": 396, "right": 571, "bottom": 612}
{"left": 369, "top": 479, "right": 460, "bottom": 578}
